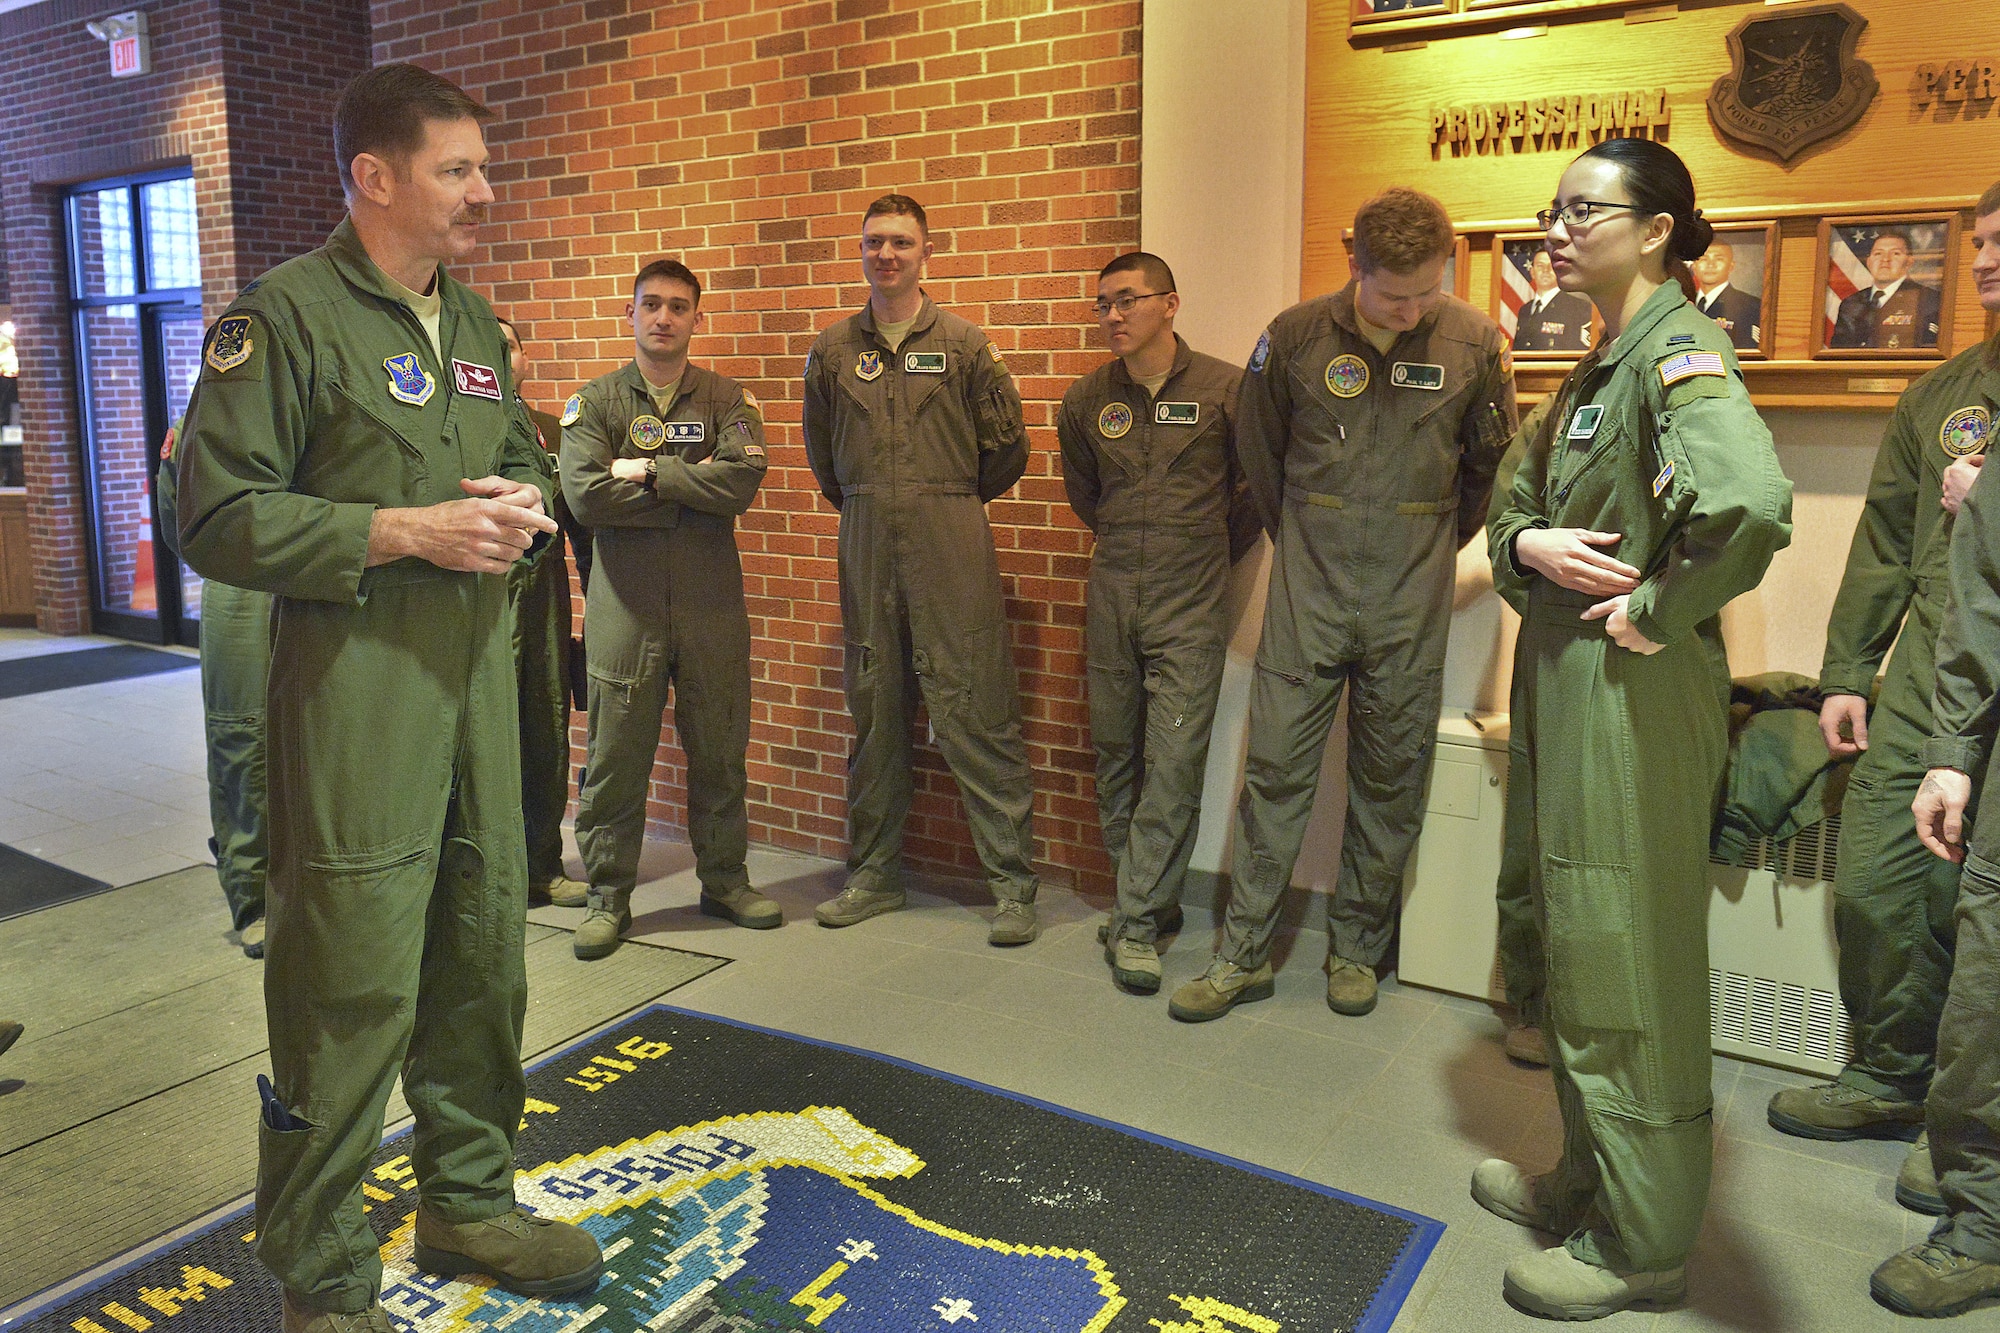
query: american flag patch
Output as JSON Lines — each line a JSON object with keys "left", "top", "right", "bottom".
{"left": 1658, "top": 350, "right": 1725, "bottom": 386}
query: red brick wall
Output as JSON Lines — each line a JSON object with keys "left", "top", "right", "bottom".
{"left": 0, "top": 0, "right": 364, "bottom": 635}
{"left": 376, "top": 0, "right": 1141, "bottom": 893}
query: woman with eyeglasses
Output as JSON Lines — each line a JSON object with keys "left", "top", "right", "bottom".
{"left": 1477, "top": 139, "right": 1794, "bottom": 1319}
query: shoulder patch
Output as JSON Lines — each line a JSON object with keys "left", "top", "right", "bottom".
{"left": 1248, "top": 331, "right": 1272, "bottom": 374}
{"left": 741, "top": 390, "right": 763, "bottom": 419}
{"left": 560, "top": 394, "right": 583, "bottom": 427}
{"left": 159, "top": 425, "right": 176, "bottom": 462}
{"left": 205, "top": 315, "right": 256, "bottom": 375}
{"left": 1657, "top": 350, "right": 1726, "bottom": 387}
{"left": 987, "top": 342, "right": 1005, "bottom": 365}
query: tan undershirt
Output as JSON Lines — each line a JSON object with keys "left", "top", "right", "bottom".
{"left": 384, "top": 269, "right": 443, "bottom": 363}
{"left": 1134, "top": 368, "right": 1172, "bottom": 399}
{"left": 875, "top": 314, "right": 917, "bottom": 352}
{"left": 1353, "top": 307, "right": 1399, "bottom": 356}
{"left": 640, "top": 373, "right": 683, "bottom": 417}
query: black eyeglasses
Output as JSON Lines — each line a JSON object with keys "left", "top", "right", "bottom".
{"left": 1092, "top": 292, "right": 1171, "bottom": 318}
{"left": 1536, "top": 200, "right": 1637, "bottom": 231}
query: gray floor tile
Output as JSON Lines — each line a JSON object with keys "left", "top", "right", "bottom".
{"left": 1657, "top": 1214, "right": 1903, "bottom": 1333}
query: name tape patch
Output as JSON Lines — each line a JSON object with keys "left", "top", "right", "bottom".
{"left": 451, "top": 359, "right": 503, "bottom": 400}
{"left": 665, "top": 421, "right": 706, "bottom": 445}
{"left": 1390, "top": 362, "right": 1445, "bottom": 391}
{"left": 1155, "top": 401, "right": 1199, "bottom": 426}
{"left": 1567, "top": 404, "right": 1605, "bottom": 441}
{"left": 904, "top": 351, "right": 947, "bottom": 374}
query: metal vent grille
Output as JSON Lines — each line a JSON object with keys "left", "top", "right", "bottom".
{"left": 1710, "top": 813, "right": 1843, "bottom": 882}
{"left": 1710, "top": 968, "right": 1854, "bottom": 1066}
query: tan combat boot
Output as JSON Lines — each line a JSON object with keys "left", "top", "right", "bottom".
{"left": 1504, "top": 1022, "right": 1549, "bottom": 1067}
{"left": 1872, "top": 1241, "right": 2000, "bottom": 1318}
{"left": 1325, "top": 957, "right": 1378, "bottom": 1016}
{"left": 412, "top": 1206, "right": 604, "bottom": 1296}
{"left": 1503, "top": 1244, "right": 1685, "bottom": 1319}
{"left": 989, "top": 898, "right": 1039, "bottom": 946}
{"left": 572, "top": 888, "right": 631, "bottom": 960}
{"left": 1767, "top": 1081, "right": 1924, "bottom": 1141}
{"left": 530, "top": 875, "right": 590, "bottom": 908}
{"left": 1168, "top": 957, "right": 1275, "bottom": 1022}
{"left": 1471, "top": 1158, "right": 1560, "bottom": 1232}
{"left": 814, "top": 884, "right": 906, "bottom": 927}
{"left": 280, "top": 1291, "right": 394, "bottom": 1333}
{"left": 1898, "top": 1131, "right": 1946, "bottom": 1215}
{"left": 700, "top": 883, "right": 783, "bottom": 929}
{"left": 1105, "top": 937, "right": 1162, "bottom": 994}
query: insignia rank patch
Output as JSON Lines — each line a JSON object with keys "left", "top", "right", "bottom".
{"left": 206, "top": 316, "right": 254, "bottom": 374}
{"left": 1098, "top": 402, "right": 1134, "bottom": 439}
{"left": 383, "top": 353, "right": 435, "bottom": 407}
{"left": 1658, "top": 350, "right": 1726, "bottom": 387}
{"left": 1390, "top": 362, "right": 1444, "bottom": 391}
{"left": 1249, "top": 331, "right": 1272, "bottom": 374}
{"left": 665, "top": 421, "right": 706, "bottom": 445}
{"left": 1325, "top": 354, "right": 1369, "bottom": 398}
{"left": 904, "top": 351, "right": 947, "bottom": 374}
{"left": 856, "top": 350, "right": 883, "bottom": 382}
{"left": 560, "top": 394, "right": 583, "bottom": 427}
{"left": 1568, "top": 404, "right": 1605, "bottom": 441}
{"left": 1154, "top": 401, "right": 1199, "bottom": 426}
{"left": 629, "top": 415, "right": 667, "bottom": 451}
{"left": 1941, "top": 406, "right": 1991, "bottom": 458}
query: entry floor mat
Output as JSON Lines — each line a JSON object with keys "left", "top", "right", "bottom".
{"left": 0, "top": 645, "right": 195, "bottom": 701}
{"left": 10, "top": 1004, "right": 1441, "bottom": 1333}
{"left": 0, "top": 842, "right": 110, "bottom": 921}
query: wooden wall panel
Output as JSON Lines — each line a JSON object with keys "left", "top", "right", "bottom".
{"left": 1304, "top": 0, "right": 1998, "bottom": 408}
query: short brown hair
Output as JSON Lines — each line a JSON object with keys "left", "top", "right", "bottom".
{"left": 1351, "top": 188, "right": 1455, "bottom": 276}
{"left": 635, "top": 258, "right": 702, "bottom": 304}
{"left": 1980, "top": 181, "right": 2000, "bottom": 219}
{"left": 334, "top": 63, "right": 491, "bottom": 196}
{"left": 863, "top": 193, "right": 928, "bottom": 237}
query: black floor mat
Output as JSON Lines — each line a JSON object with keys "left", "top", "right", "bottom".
{"left": 0, "top": 843, "right": 111, "bottom": 921}
{"left": 0, "top": 646, "right": 196, "bottom": 701}
{"left": 10, "top": 1005, "right": 1442, "bottom": 1333}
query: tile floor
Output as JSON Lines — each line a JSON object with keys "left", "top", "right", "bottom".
{"left": 5, "top": 626, "right": 1996, "bottom": 1331}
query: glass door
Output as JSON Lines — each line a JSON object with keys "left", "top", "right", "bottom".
{"left": 67, "top": 171, "right": 202, "bottom": 645}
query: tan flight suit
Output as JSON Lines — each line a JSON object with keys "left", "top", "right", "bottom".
{"left": 1057, "top": 337, "right": 1258, "bottom": 942}
{"left": 802, "top": 298, "right": 1038, "bottom": 903}
{"left": 1912, "top": 338, "right": 2000, "bottom": 1263}
{"left": 560, "top": 362, "right": 767, "bottom": 899}
{"left": 1225, "top": 286, "right": 1515, "bottom": 971}
{"left": 1491, "top": 282, "right": 1793, "bottom": 1273}
{"left": 176, "top": 219, "right": 549, "bottom": 1313}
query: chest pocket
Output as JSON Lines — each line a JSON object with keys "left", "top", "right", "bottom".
{"left": 446, "top": 390, "right": 509, "bottom": 480}
{"left": 1287, "top": 358, "right": 1351, "bottom": 448}
{"left": 322, "top": 375, "right": 431, "bottom": 504}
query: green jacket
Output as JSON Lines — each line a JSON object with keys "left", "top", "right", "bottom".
{"left": 801, "top": 296, "right": 1028, "bottom": 509}
{"left": 1822, "top": 342, "right": 1998, "bottom": 697}
{"left": 1917, "top": 340, "right": 2000, "bottom": 778}
{"left": 176, "top": 218, "right": 550, "bottom": 598}
{"left": 1490, "top": 282, "right": 1793, "bottom": 648}
{"left": 559, "top": 360, "right": 767, "bottom": 536}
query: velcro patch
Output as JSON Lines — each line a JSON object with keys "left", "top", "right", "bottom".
{"left": 1658, "top": 350, "right": 1726, "bottom": 387}
{"left": 560, "top": 394, "right": 583, "bottom": 427}
{"left": 1154, "top": 401, "right": 1199, "bottom": 426}
{"left": 741, "top": 390, "right": 763, "bottom": 418}
{"left": 1567, "top": 404, "right": 1605, "bottom": 442}
{"left": 665, "top": 421, "right": 706, "bottom": 445}
{"left": 904, "top": 351, "right": 947, "bottom": 374}
{"left": 1390, "top": 362, "right": 1445, "bottom": 391}
{"left": 1652, "top": 461, "right": 1675, "bottom": 497}
{"left": 451, "top": 359, "right": 503, "bottom": 400}
{"left": 205, "top": 315, "right": 255, "bottom": 374}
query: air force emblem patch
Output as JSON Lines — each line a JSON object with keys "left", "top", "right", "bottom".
{"left": 383, "top": 353, "right": 435, "bottom": 407}
{"left": 1098, "top": 402, "right": 1134, "bottom": 439}
{"left": 560, "top": 394, "right": 583, "bottom": 427}
{"left": 1326, "top": 354, "right": 1369, "bottom": 399}
{"left": 856, "top": 350, "right": 884, "bottom": 382}
{"left": 1942, "top": 406, "right": 1991, "bottom": 459}
{"left": 206, "top": 316, "right": 254, "bottom": 374}
{"left": 629, "top": 415, "right": 667, "bottom": 451}
{"left": 1248, "top": 330, "right": 1272, "bottom": 374}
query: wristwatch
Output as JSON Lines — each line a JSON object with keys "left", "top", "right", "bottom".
{"left": 643, "top": 457, "right": 658, "bottom": 490}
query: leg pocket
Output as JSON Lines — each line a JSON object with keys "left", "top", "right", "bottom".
{"left": 1832, "top": 773, "right": 1886, "bottom": 901}
{"left": 1544, "top": 855, "right": 1643, "bottom": 1031}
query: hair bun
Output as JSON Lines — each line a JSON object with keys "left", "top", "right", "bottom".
{"left": 1677, "top": 211, "right": 1716, "bottom": 262}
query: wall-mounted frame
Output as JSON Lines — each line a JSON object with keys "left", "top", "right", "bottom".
{"left": 1492, "top": 232, "right": 1598, "bottom": 359}
{"left": 1691, "top": 222, "right": 1778, "bottom": 361}
{"left": 1351, "top": 0, "right": 1453, "bottom": 26}
{"left": 1811, "top": 213, "right": 1960, "bottom": 360}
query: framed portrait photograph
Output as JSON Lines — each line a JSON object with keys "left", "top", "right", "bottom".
{"left": 1352, "top": 0, "right": 1451, "bottom": 24}
{"left": 1493, "top": 232, "right": 1598, "bottom": 359}
{"left": 1690, "top": 222, "right": 1778, "bottom": 360}
{"left": 1812, "top": 213, "right": 1960, "bottom": 360}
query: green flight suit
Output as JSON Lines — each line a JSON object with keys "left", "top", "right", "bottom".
{"left": 1056, "top": 337, "right": 1258, "bottom": 943}
{"left": 508, "top": 403, "right": 573, "bottom": 890}
{"left": 561, "top": 362, "right": 767, "bottom": 898}
{"left": 1912, "top": 337, "right": 2000, "bottom": 1264}
{"left": 1488, "top": 395, "right": 1559, "bottom": 1029}
{"left": 802, "top": 298, "right": 1038, "bottom": 903}
{"left": 1226, "top": 287, "right": 1515, "bottom": 970}
{"left": 1821, "top": 348, "right": 1993, "bottom": 1102}
{"left": 156, "top": 422, "right": 270, "bottom": 933}
{"left": 176, "top": 219, "right": 549, "bottom": 1314}
{"left": 1490, "top": 283, "right": 1793, "bottom": 1273}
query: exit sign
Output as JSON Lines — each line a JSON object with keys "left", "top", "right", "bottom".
{"left": 86, "top": 11, "right": 151, "bottom": 79}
